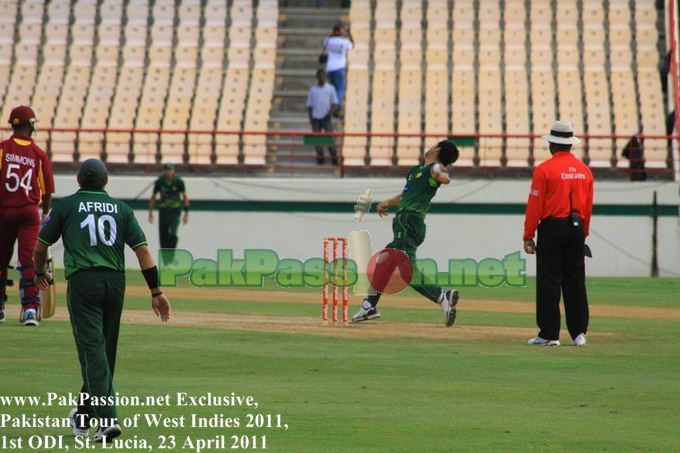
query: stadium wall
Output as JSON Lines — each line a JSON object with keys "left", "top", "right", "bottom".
{"left": 46, "top": 176, "right": 680, "bottom": 278}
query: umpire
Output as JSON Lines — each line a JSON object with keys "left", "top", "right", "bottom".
{"left": 34, "top": 159, "right": 170, "bottom": 442}
{"left": 523, "top": 121, "right": 594, "bottom": 347}
{"left": 148, "top": 163, "right": 189, "bottom": 264}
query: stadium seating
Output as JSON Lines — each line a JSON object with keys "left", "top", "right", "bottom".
{"left": 395, "top": 2, "right": 423, "bottom": 166}
{"left": 343, "top": 0, "right": 370, "bottom": 166}
{"left": 504, "top": 0, "right": 530, "bottom": 166}
{"left": 369, "top": 0, "right": 397, "bottom": 166}
{"left": 0, "top": 0, "right": 278, "bottom": 167}
{"left": 107, "top": 0, "right": 149, "bottom": 164}
{"left": 338, "top": 0, "right": 670, "bottom": 169}
{"left": 242, "top": 0, "right": 277, "bottom": 165}
{"left": 187, "top": 0, "right": 228, "bottom": 164}
{"left": 0, "top": 0, "right": 672, "bottom": 173}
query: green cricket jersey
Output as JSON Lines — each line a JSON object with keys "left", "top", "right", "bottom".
{"left": 398, "top": 163, "right": 441, "bottom": 216}
{"left": 38, "top": 189, "right": 148, "bottom": 278}
{"left": 153, "top": 176, "right": 185, "bottom": 209}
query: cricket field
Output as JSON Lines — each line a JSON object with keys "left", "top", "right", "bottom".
{"left": 1, "top": 273, "right": 678, "bottom": 452}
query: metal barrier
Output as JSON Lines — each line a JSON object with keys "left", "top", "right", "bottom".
{"left": 5, "top": 127, "right": 679, "bottom": 179}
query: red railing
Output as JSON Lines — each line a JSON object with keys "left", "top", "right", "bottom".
{"left": 669, "top": 0, "right": 680, "bottom": 159}
{"left": 9, "top": 127, "right": 677, "bottom": 178}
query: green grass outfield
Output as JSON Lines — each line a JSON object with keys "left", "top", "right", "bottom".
{"left": 1, "top": 276, "right": 679, "bottom": 452}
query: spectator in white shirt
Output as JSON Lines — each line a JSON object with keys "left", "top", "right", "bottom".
{"left": 322, "top": 24, "right": 353, "bottom": 106}
{"left": 306, "top": 69, "right": 339, "bottom": 165}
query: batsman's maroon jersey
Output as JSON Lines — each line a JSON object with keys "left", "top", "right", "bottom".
{"left": 0, "top": 134, "right": 54, "bottom": 208}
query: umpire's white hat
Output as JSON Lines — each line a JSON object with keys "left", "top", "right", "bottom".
{"left": 542, "top": 120, "right": 581, "bottom": 145}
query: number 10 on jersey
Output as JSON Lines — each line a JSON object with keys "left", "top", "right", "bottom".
{"left": 80, "top": 214, "right": 117, "bottom": 246}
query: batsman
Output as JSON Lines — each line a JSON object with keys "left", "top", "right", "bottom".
{"left": 0, "top": 106, "right": 55, "bottom": 326}
{"left": 34, "top": 159, "right": 170, "bottom": 442}
{"left": 351, "top": 140, "right": 460, "bottom": 326}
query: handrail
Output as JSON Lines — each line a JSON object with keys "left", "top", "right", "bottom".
{"left": 27, "top": 127, "right": 680, "bottom": 141}
{"left": 669, "top": 0, "right": 680, "bottom": 149}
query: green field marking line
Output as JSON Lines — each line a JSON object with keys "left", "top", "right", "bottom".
{"left": 51, "top": 198, "right": 680, "bottom": 216}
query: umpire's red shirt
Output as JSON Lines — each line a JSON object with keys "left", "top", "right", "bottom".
{"left": 523, "top": 152, "right": 594, "bottom": 239}
{"left": 0, "top": 135, "right": 54, "bottom": 208}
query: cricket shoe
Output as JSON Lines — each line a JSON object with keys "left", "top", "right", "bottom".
{"left": 93, "top": 423, "right": 122, "bottom": 443}
{"left": 439, "top": 290, "right": 459, "bottom": 327}
{"left": 527, "top": 336, "right": 561, "bottom": 346}
{"left": 21, "top": 308, "right": 39, "bottom": 327}
{"left": 351, "top": 300, "right": 381, "bottom": 323}
{"left": 0, "top": 306, "right": 5, "bottom": 324}
{"left": 68, "top": 408, "right": 89, "bottom": 436}
{"left": 572, "top": 333, "right": 587, "bottom": 346}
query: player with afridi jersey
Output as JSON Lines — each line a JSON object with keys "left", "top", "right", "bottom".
{"left": 352, "top": 141, "right": 460, "bottom": 326}
{"left": 34, "top": 159, "right": 170, "bottom": 442}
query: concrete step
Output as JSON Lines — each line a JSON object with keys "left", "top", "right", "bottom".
{"left": 279, "top": 0, "right": 347, "bottom": 9}
{"left": 268, "top": 115, "right": 312, "bottom": 130}
{"left": 275, "top": 72, "right": 316, "bottom": 91}
{"left": 277, "top": 68, "right": 317, "bottom": 77}
{"left": 272, "top": 92, "right": 312, "bottom": 113}
{"left": 280, "top": 27, "right": 331, "bottom": 36}
{"left": 279, "top": 6, "right": 348, "bottom": 16}
{"left": 279, "top": 29, "right": 330, "bottom": 48}
{"left": 274, "top": 88, "right": 309, "bottom": 98}
{"left": 279, "top": 12, "right": 347, "bottom": 29}
{"left": 267, "top": 147, "right": 322, "bottom": 158}
{"left": 277, "top": 47, "right": 321, "bottom": 56}
{"left": 277, "top": 54, "right": 322, "bottom": 70}
{"left": 271, "top": 101, "right": 309, "bottom": 114}
{"left": 276, "top": 79, "right": 315, "bottom": 91}
{"left": 267, "top": 117, "right": 345, "bottom": 133}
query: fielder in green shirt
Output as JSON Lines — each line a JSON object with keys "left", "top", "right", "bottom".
{"left": 352, "top": 141, "right": 461, "bottom": 326}
{"left": 34, "top": 159, "right": 170, "bottom": 443}
{"left": 148, "top": 163, "right": 189, "bottom": 265}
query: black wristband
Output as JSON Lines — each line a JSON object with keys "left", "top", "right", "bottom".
{"left": 184, "top": 206, "right": 189, "bottom": 213}
{"left": 142, "top": 266, "right": 160, "bottom": 290}
{"left": 151, "top": 291, "right": 163, "bottom": 297}
{"left": 36, "top": 272, "right": 45, "bottom": 278}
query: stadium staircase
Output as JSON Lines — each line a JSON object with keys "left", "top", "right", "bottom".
{"left": 267, "top": 0, "right": 349, "bottom": 175}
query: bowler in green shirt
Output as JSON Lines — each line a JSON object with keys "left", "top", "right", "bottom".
{"left": 352, "top": 141, "right": 461, "bottom": 326}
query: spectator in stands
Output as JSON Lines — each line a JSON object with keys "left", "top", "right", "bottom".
{"left": 307, "top": 69, "right": 339, "bottom": 165}
{"left": 622, "top": 131, "right": 647, "bottom": 181}
{"left": 322, "top": 23, "right": 353, "bottom": 106}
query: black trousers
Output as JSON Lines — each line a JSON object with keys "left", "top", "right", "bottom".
{"left": 536, "top": 217, "right": 589, "bottom": 340}
{"left": 159, "top": 208, "right": 181, "bottom": 265}
{"left": 310, "top": 115, "right": 338, "bottom": 165}
{"left": 159, "top": 208, "right": 180, "bottom": 249}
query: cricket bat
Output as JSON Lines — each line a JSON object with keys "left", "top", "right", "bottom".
{"left": 40, "top": 253, "right": 56, "bottom": 319}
